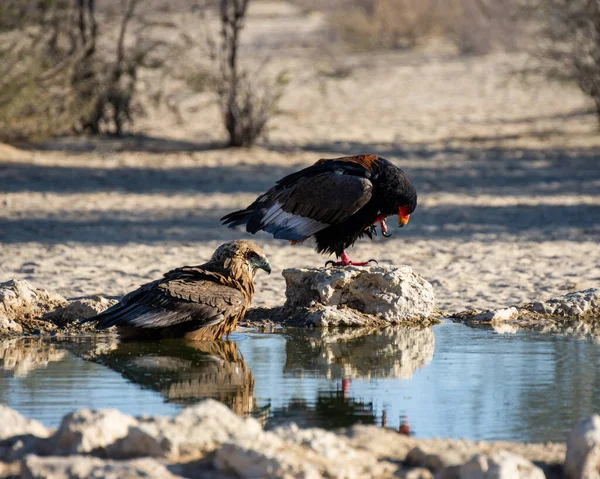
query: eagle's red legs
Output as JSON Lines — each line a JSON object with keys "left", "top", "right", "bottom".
{"left": 325, "top": 251, "right": 378, "bottom": 267}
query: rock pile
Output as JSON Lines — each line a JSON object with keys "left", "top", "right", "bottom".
{"left": 1, "top": 400, "right": 596, "bottom": 478}
{"left": 453, "top": 288, "right": 600, "bottom": 340}
{"left": 527, "top": 289, "right": 599, "bottom": 319}
{"left": 0, "top": 279, "right": 116, "bottom": 337}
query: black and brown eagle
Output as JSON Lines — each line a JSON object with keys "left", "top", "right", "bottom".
{"left": 221, "top": 155, "right": 417, "bottom": 265}
{"left": 84, "top": 240, "right": 270, "bottom": 340}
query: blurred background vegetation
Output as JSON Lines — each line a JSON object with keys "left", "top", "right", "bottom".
{"left": 1, "top": 0, "right": 599, "bottom": 146}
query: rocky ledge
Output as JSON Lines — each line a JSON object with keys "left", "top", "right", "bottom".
{"left": 3, "top": 400, "right": 600, "bottom": 478}
{"left": 2, "top": 276, "right": 599, "bottom": 338}
{"left": 0, "top": 279, "right": 117, "bottom": 337}
{"left": 247, "top": 265, "right": 438, "bottom": 327}
{"left": 453, "top": 288, "right": 600, "bottom": 340}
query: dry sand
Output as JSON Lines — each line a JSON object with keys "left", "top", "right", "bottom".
{"left": 0, "top": 2, "right": 599, "bottom": 314}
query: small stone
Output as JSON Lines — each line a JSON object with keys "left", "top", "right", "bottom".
{"left": 459, "top": 450, "right": 545, "bottom": 479}
{"left": 21, "top": 455, "right": 180, "bottom": 479}
{"left": 564, "top": 415, "right": 600, "bottom": 479}
{"left": 47, "top": 409, "right": 138, "bottom": 455}
{"left": 0, "top": 405, "right": 50, "bottom": 441}
{"left": 472, "top": 307, "right": 518, "bottom": 323}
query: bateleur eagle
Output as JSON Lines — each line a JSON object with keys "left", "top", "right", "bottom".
{"left": 221, "top": 155, "right": 417, "bottom": 265}
{"left": 84, "top": 240, "right": 271, "bottom": 340}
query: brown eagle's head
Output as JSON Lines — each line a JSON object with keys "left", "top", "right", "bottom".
{"left": 211, "top": 240, "right": 271, "bottom": 278}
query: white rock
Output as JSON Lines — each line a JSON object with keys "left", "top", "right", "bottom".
{"left": 283, "top": 265, "right": 435, "bottom": 325}
{"left": 565, "top": 415, "right": 600, "bottom": 479}
{"left": 529, "top": 289, "right": 600, "bottom": 318}
{"left": 0, "top": 404, "right": 50, "bottom": 440}
{"left": 0, "top": 405, "right": 51, "bottom": 462}
{"left": 0, "top": 279, "right": 67, "bottom": 327}
{"left": 115, "top": 399, "right": 263, "bottom": 460}
{"left": 215, "top": 434, "right": 322, "bottom": 479}
{"left": 460, "top": 450, "right": 545, "bottom": 479}
{"left": 21, "top": 455, "right": 181, "bottom": 479}
{"left": 0, "top": 405, "right": 50, "bottom": 441}
{"left": 472, "top": 307, "right": 518, "bottom": 323}
{"left": 48, "top": 409, "right": 138, "bottom": 455}
{"left": 215, "top": 424, "right": 397, "bottom": 479}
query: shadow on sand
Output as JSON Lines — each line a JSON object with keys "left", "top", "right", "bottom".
{"left": 1, "top": 137, "right": 599, "bottom": 245}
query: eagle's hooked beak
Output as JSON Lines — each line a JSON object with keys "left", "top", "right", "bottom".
{"left": 251, "top": 256, "right": 271, "bottom": 274}
{"left": 398, "top": 206, "right": 411, "bottom": 227}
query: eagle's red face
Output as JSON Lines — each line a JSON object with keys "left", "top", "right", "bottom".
{"left": 398, "top": 206, "right": 412, "bottom": 227}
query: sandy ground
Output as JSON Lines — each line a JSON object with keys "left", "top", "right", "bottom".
{"left": 0, "top": 2, "right": 599, "bottom": 314}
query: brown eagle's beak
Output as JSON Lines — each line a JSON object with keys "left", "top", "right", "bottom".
{"left": 398, "top": 206, "right": 411, "bottom": 227}
{"left": 252, "top": 256, "right": 271, "bottom": 274}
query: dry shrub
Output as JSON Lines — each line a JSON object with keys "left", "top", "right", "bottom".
{"left": 0, "top": 0, "right": 173, "bottom": 143}
{"left": 0, "top": 0, "right": 90, "bottom": 142}
{"left": 306, "top": 0, "right": 522, "bottom": 55}
{"left": 441, "top": 0, "right": 523, "bottom": 55}
{"left": 329, "top": 0, "right": 436, "bottom": 50}
{"left": 204, "top": 0, "right": 288, "bottom": 147}
{"left": 526, "top": 0, "right": 600, "bottom": 123}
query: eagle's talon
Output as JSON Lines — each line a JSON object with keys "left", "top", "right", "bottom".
{"left": 382, "top": 230, "right": 392, "bottom": 238}
{"left": 325, "top": 260, "right": 336, "bottom": 267}
{"left": 367, "top": 259, "right": 379, "bottom": 265}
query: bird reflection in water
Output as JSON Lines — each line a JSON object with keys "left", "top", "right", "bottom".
{"left": 85, "top": 339, "right": 257, "bottom": 417}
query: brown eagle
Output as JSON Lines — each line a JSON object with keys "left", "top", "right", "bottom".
{"left": 84, "top": 240, "right": 270, "bottom": 340}
{"left": 221, "top": 155, "right": 417, "bottom": 265}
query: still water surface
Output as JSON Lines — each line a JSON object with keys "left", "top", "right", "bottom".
{"left": 1, "top": 322, "right": 599, "bottom": 443}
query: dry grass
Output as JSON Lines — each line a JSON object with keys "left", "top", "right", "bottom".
{"left": 0, "top": 0, "right": 177, "bottom": 143}
{"left": 293, "top": 0, "right": 523, "bottom": 55}
{"left": 328, "top": 0, "right": 436, "bottom": 51}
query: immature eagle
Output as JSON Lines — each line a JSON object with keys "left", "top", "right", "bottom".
{"left": 85, "top": 240, "right": 270, "bottom": 340}
{"left": 221, "top": 155, "right": 417, "bottom": 265}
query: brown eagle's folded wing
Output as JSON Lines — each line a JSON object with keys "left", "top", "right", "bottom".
{"left": 90, "top": 276, "right": 245, "bottom": 331}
